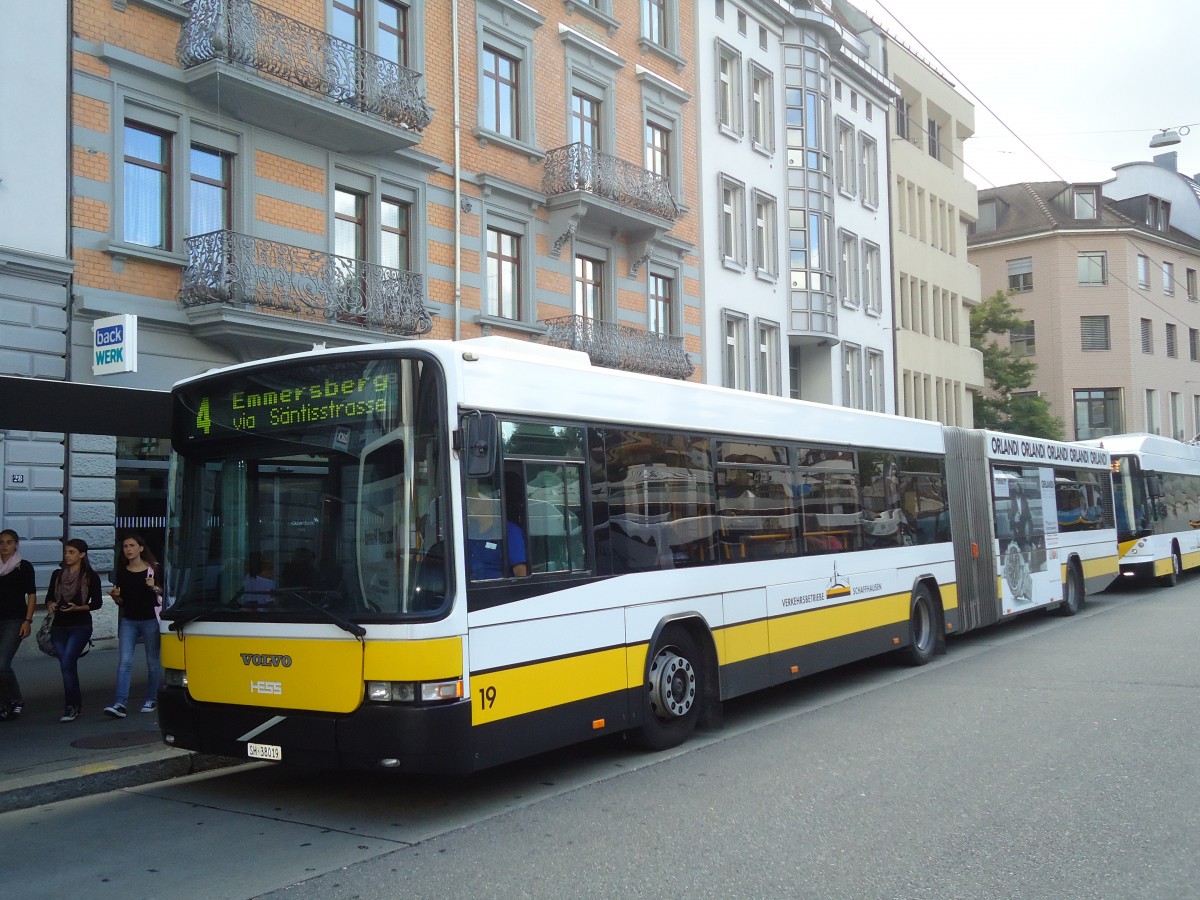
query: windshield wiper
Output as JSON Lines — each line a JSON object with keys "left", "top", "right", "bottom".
{"left": 274, "top": 589, "right": 367, "bottom": 638}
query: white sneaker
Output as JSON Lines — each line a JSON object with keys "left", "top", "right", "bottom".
{"left": 104, "top": 704, "right": 127, "bottom": 719}
{"left": 60, "top": 706, "right": 79, "bottom": 723}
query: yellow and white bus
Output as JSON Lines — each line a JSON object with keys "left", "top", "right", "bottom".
{"left": 1084, "top": 433, "right": 1200, "bottom": 585}
{"left": 159, "top": 338, "right": 1116, "bottom": 772}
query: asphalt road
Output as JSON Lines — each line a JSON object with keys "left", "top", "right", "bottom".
{"left": 3, "top": 578, "right": 1197, "bottom": 899}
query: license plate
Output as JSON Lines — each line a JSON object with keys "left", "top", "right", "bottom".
{"left": 247, "top": 742, "right": 282, "bottom": 761}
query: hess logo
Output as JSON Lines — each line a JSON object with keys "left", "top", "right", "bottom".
{"left": 250, "top": 680, "right": 283, "bottom": 695}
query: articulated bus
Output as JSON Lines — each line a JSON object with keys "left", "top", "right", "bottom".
{"left": 1083, "top": 433, "right": 1200, "bottom": 585}
{"left": 159, "top": 338, "right": 1117, "bottom": 773}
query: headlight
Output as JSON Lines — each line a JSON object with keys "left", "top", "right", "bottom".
{"left": 365, "top": 680, "right": 460, "bottom": 704}
{"left": 163, "top": 667, "right": 188, "bottom": 688}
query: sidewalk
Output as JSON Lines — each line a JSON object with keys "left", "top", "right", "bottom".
{"left": 0, "top": 640, "right": 239, "bottom": 814}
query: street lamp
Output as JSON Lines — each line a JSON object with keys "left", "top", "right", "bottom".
{"left": 1150, "top": 125, "right": 1191, "bottom": 149}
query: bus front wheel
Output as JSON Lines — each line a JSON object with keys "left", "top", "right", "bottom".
{"left": 900, "top": 584, "right": 937, "bottom": 667}
{"left": 634, "top": 628, "right": 702, "bottom": 751}
{"left": 1159, "top": 548, "right": 1182, "bottom": 587}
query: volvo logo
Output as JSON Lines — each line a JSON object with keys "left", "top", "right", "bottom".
{"left": 240, "top": 653, "right": 293, "bottom": 668}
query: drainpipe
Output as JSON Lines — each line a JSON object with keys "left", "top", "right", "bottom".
{"left": 452, "top": 0, "right": 462, "bottom": 341}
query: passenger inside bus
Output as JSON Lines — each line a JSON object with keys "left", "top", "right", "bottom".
{"left": 465, "top": 479, "right": 528, "bottom": 580}
{"left": 242, "top": 552, "right": 275, "bottom": 605}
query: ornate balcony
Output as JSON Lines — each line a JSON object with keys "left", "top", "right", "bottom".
{"left": 179, "top": 230, "right": 433, "bottom": 345}
{"left": 543, "top": 315, "right": 693, "bottom": 380}
{"left": 542, "top": 144, "right": 679, "bottom": 269}
{"left": 178, "top": 0, "right": 431, "bottom": 153}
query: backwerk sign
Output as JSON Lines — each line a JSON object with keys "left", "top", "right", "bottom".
{"left": 92, "top": 314, "right": 137, "bottom": 375}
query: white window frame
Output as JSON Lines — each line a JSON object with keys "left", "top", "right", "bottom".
{"left": 1078, "top": 251, "right": 1107, "bottom": 286}
{"left": 723, "top": 310, "right": 750, "bottom": 390}
{"left": 843, "top": 342, "right": 863, "bottom": 409}
{"left": 838, "top": 229, "right": 859, "bottom": 308}
{"left": 716, "top": 39, "right": 743, "bottom": 138}
{"left": 719, "top": 174, "right": 747, "bottom": 270}
{"left": 1164, "top": 261, "right": 1175, "bottom": 296}
{"left": 1007, "top": 257, "right": 1033, "bottom": 292}
{"left": 867, "top": 348, "right": 885, "bottom": 412}
{"left": 1137, "top": 254, "right": 1150, "bottom": 288}
{"left": 752, "top": 189, "right": 778, "bottom": 279}
{"left": 862, "top": 240, "right": 882, "bottom": 315}
{"left": 748, "top": 62, "right": 774, "bottom": 153}
{"left": 860, "top": 134, "right": 879, "bottom": 209}
{"left": 755, "top": 319, "right": 781, "bottom": 396}
{"left": 835, "top": 117, "right": 855, "bottom": 197}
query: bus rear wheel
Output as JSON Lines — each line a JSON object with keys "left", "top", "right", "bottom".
{"left": 1057, "top": 562, "right": 1084, "bottom": 616}
{"left": 634, "top": 628, "right": 702, "bottom": 751}
{"left": 900, "top": 584, "right": 937, "bottom": 667}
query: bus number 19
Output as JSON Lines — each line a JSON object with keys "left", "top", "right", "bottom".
{"left": 480, "top": 685, "right": 497, "bottom": 710}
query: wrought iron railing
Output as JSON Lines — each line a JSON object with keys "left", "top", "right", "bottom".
{"left": 179, "top": 230, "right": 433, "bottom": 336}
{"left": 178, "top": 0, "right": 432, "bottom": 133}
{"left": 542, "top": 144, "right": 679, "bottom": 222}
{"left": 543, "top": 315, "right": 693, "bottom": 380}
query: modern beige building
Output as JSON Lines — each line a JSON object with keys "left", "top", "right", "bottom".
{"left": 969, "top": 152, "right": 1200, "bottom": 441}
{"left": 883, "top": 38, "right": 983, "bottom": 426}
{"left": 833, "top": 2, "right": 983, "bottom": 426}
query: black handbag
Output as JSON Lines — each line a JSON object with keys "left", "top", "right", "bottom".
{"left": 35, "top": 613, "right": 56, "bottom": 657}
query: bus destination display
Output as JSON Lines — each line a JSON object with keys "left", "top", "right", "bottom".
{"left": 177, "top": 363, "right": 397, "bottom": 440}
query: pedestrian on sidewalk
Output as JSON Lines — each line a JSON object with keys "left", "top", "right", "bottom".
{"left": 0, "top": 529, "right": 37, "bottom": 722}
{"left": 104, "top": 534, "right": 163, "bottom": 719}
{"left": 47, "top": 538, "right": 102, "bottom": 723}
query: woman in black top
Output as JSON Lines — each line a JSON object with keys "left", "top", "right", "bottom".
{"left": 0, "top": 529, "right": 37, "bottom": 721}
{"left": 103, "top": 534, "right": 163, "bottom": 719}
{"left": 46, "top": 538, "right": 102, "bottom": 722}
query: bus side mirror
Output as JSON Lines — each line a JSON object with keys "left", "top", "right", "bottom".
{"left": 462, "top": 413, "right": 498, "bottom": 478}
{"left": 1147, "top": 474, "right": 1165, "bottom": 499}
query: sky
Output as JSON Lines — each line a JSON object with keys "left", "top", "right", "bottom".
{"left": 854, "top": 0, "right": 1200, "bottom": 189}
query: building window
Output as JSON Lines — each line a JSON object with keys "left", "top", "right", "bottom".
{"left": 838, "top": 230, "right": 859, "bottom": 307}
{"left": 574, "top": 254, "right": 604, "bottom": 319}
{"left": 1073, "top": 187, "right": 1098, "bottom": 219}
{"left": 927, "top": 118, "right": 941, "bottom": 160}
{"left": 1164, "top": 262, "right": 1175, "bottom": 296}
{"left": 1078, "top": 252, "right": 1107, "bottom": 286}
{"left": 752, "top": 191, "right": 777, "bottom": 278}
{"left": 334, "top": 188, "right": 366, "bottom": 260}
{"left": 1167, "top": 323, "right": 1178, "bottom": 358}
{"left": 1189, "top": 268, "right": 1198, "bottom": 302}
{"left": 1172, "top": 392, "right": 1185, "bottom": 440}
{"left": 1190, "top": 328, "right": 1199, "bottom": 362}
{"left": 836, "top": 118, "right": 855, "bottom": 196}
{"left": 1081, "top": 315, "right": 1110, "bottom": 351}
{"left": 723, "top": 311, "right": 749, "bottom": 390}
{"left": 843, "top": 343, "right": 863, "bottom": 409}
{"left": 1141, "top": 318, "right": 1153, "bottom": 354}
{"left": 749, "top": 63, "right": 773, "bottom": 151}
{"left": 380, "top": 197, "right": 410, "bottom": 271}
{"left": 755, "top": 320, "right": 780, "bottom": 395}
{"left": 649, "top": 272, "right": 673, "bottom": 336}
{"left": 376, "top": 0, "right": 408, "bottom": 65}
{"left": 719, "top": 175, "right": 746, "bottom": 269}
{"left": 645, "top": 121, "right": 670, "bottom": 180}
{"left": 896, "top": 98, "right": 912, "bottom": 142}
{"left": 716, "top": 40, "right": 742, "bottom": 135}
{"left": 1074, "top": 388, "right": 1122, "bottom": 440}
{"left": 867, "top": 349, "right": 885, "bottom": 412}
{"left": 1010, "top": 321, "right": 1035, "bottom": 357}
{"left": 860, "top": 135, "right": 879, "bottom": 208}
{"left": 1007, "top": 257, "right": 1033, "bottom": 292}
{"left": 1148, "top": 196, "right": 1171, "bottom": 231}
{"left": 482, "top": 47, "right": 520, "bottom": 138}
{"left": 1137, "top": 254, "right": 1150, "bottom": 288}
{"left": 485, "top": 226, "right": 521, "bottom": 319}
{"left": 1146, "top": 389, "right": 1160, "bottom": 435}
{"left": 571, "top": 90, "right": 601, "bottom": 149}
{"left": 862, "top": 241, "right": 882, "bottom": 315}
{"left": 124, "top": 122, "right": 172, "bottom": 249}
{"left": 188, "top": 145, "right": 230, "bottom": 237}
{"left": 642, "top": 0, "right": 666, "bottom": 45}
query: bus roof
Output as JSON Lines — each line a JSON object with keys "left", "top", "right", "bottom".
{"left": 1083, "top": 432, "right": 1200, "bottom": 474}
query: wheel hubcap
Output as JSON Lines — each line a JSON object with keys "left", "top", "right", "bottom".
{"left": 648, "top": 648, "right": 696, "bottom": 720}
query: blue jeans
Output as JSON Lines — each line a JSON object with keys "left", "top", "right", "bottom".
{"left": 0, "top": 618, "right": 23, "bottom": 706}
{"left": 114, "top": 616, "right": 161, "bottom": 707}
{"left": 51, "top": 624, "right": 93, "bottom": 708}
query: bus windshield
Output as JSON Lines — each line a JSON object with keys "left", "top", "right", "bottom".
{"left": 165, "top": 354, "right": 449, "bottom": 624}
